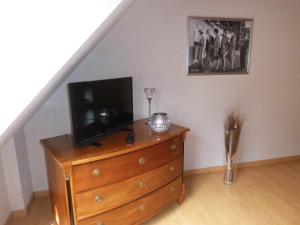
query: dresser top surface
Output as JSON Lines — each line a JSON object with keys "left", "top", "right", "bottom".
{"left": 40, "top": 119, "right": 189, "bottom": 167}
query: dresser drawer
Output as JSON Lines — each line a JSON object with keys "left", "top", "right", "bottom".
{"left": 75, "top": 156, "right": 182, "bottom": 220}
{"left": 77, "top": 177, "right": 182, "bottom": 225}
{"left": 72, "top": 137, "right": 183, "bottom": 193}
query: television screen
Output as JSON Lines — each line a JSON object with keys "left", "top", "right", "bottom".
{"left": 68, "top": 77, "right": 133, "bottom": 148}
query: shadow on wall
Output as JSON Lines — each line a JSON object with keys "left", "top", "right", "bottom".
{"left": 184, "top": 132, "right": 202, "bottom": 170}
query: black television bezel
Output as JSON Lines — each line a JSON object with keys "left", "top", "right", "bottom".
{"left": 67, "top": 77, "right": 133, "bottom": 148}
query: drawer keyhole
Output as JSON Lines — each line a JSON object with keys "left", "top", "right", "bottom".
{"left": 139, "top": 181, "right": 146, "bottom": 188}
{"left": 139, "top": 157, "right": 146, "bottom": 165}
{"left": 171, "top": 144, "right": 177, "bottom": 150}
{"left": 170, "top": 166, "right": 176, "bottom": 172}
{"left": 92, "top": 168, "right": 101, "bottom": 177}
{"left": 140, "top": 205, "right": 146, "bottom": 212}
{"left": 170, "top": 187, "right": 176, "bottom": 192}
{"left": 95, "top": 195, "right": 103, "bottom": 203}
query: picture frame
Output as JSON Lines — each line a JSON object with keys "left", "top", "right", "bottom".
{"left": 186, "top": 17, "right": 253, "bottom": 75}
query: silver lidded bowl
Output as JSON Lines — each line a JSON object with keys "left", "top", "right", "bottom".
{"left": 149, "top": 112, "right": 170, "bottom": 133}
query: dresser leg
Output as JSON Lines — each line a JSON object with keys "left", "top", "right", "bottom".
{"left": 177, "top": 183, "right": 186, "bottom": 205}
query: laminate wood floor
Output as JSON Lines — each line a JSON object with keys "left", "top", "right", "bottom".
{"left": 7, "top": 160, "right": 300, "bottom": 225}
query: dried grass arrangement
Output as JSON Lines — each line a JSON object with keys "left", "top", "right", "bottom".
{"left": 224, "top": 109, "right": 245, "bottom": 184}
{"left": 225, "top": 110, "right": 244, "bottom": 131}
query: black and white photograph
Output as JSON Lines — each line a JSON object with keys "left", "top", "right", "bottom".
{"left": 187, "top": 17, "right": 253, "bottom": 75}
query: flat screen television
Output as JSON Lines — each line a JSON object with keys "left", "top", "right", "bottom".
{"left": 68, "top": 77, "right": 133, "bottom": 148}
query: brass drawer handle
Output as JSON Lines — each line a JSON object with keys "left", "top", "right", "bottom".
{"left": 139, "top": 157, "right": 146, "bottom": 165}
{"left": 140, "top": 205, "right": 146, "bottom": 212}
{"left": 170, "top": 187, "right": 175, "bottom": 192}
{"left": 139, "top": 181, "right": 146, "bottom": 188}
{"left": 170, "top": 166, "right": 176, "bottom": 172}
{"left": 95, "top": 195, "right": 103, "bottom": 203}
{"left": 92, "top": 168, "right": 101, "bottom": 177}
{"left": 171, "top": 144, "right": 177, "bottom": 150}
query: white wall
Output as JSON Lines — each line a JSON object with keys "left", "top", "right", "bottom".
{"left": 0, "top": 132, "right": 32, "bottom": 224}
{"left": 1, "top": 139, "right": 25, "bottom": 210}
{"left": 25, "top": 0, "right": 300, "bottom": 191}
{"left": 0, "top": 152, "right": 10, "bottom": 225}
{"left": 14, "top": 128, "right": 33, "bottom": 207}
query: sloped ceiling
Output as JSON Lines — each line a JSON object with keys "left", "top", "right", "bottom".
{"left": 0, "top": 0, "right": 137, "bottom": 148}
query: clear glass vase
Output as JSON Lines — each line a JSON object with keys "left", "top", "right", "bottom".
{"left": 224, "top": 128, "right": 241, "bottom": 184}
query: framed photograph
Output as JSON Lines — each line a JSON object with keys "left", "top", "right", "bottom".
{"left": 187, "top": 17, "right": 253, "bottom": 75}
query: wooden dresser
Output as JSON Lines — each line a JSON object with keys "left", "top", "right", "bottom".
{"left": 41, "top": 120, "right": 189, "bottom": 225}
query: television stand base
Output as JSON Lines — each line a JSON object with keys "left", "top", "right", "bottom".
{"left": 122, "top": 127, "right": 133, "bottom": 132}
{"left": 90, "top": 142, "right": 102, "bottom": 147}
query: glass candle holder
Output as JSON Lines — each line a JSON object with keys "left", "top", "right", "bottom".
{"left": 144, "top": 88, "right": 155, "bottom": 122}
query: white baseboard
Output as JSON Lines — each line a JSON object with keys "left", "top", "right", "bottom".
{"left": 184, "top": 155, "right": 300, "bottom": 176}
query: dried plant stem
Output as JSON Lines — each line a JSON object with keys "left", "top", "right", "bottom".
{"left": 224, "top": 109, "right": 244, "bottom": 184}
